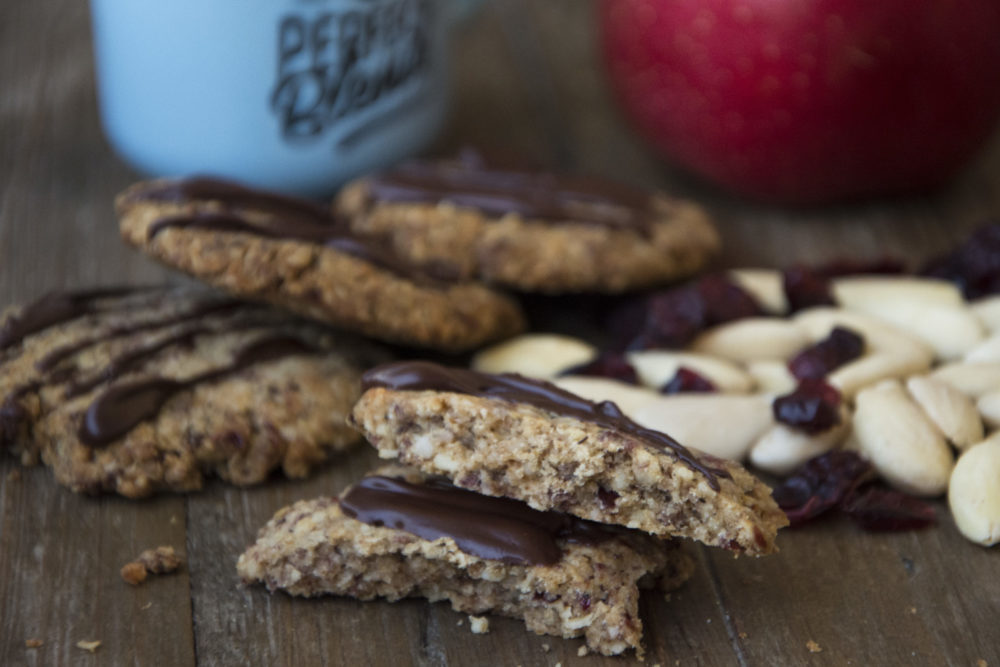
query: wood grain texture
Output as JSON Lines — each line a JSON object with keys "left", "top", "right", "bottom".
{"left": 2, "top": 0, "right": 999, "bottom": 665}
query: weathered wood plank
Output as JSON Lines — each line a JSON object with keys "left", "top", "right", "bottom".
{"left": 0, "top": 460, "right": 194, "bottom": 667}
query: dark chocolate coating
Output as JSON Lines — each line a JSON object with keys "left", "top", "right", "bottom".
{"left": 340, "top": 474, "right": 622, "bottom": 565}
{"left": 366, "top": 151, "right": 656, "bottom": 235}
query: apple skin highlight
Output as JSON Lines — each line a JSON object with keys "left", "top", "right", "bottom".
{"left": 600, "top": 0, "right": 1000, "bottom": 204}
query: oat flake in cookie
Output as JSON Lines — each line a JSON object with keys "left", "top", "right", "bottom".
{"left": 350, "top": 361, "right": 788, "bottom": 555}
{"left": 117, "top": 177, "right": 526, "bottom": 352}
{"left": 335, "top": 149, "right": 720, "bottom": 293}
{"left": 238, "top": 464, "right": 694, "bottom": 657}
{"left": 0, "top": 286, "right": 385, "bottom": 497}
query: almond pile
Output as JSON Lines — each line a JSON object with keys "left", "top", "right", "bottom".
{"left": 473, "top": 270, "right": 1000, "bottom": 547}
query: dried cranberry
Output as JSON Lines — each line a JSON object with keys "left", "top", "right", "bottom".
{"left": 624, "top": 274, "right": 764, "bottom": 350}
{"left": 788, "top": 326, "right": 865, "bottom": 380}
{"left": 772, "top": 379, "right": 842, "bottom": 434}
{"left": 922, "top": 222, "right": 1000, "bottom": 299}
{"left": 696, "top": 274, "right": 764, "bottom": 324}
{"left": 560, "top": 351, "right": 638, "bottom": 384}
{"left": 772, "top": 451, "right": 873, "bottom": 526}
{"left": 578, "top": 593, "right": 592, "bottom": 611}
{"left": 661, "top": 367, "right": 716, "bottom": 394}
{"left": 626, "top": 285, "right": 706, "bottom": 350}
{"left": 783, "top": 265, "right": 834, "bottom": 313}
{"left": 841, "top": 485, "right": 936, "bottom": 532}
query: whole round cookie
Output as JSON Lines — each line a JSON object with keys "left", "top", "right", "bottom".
{"left": 0, "top": 286, "right": 386, "bottom": 497}
{"left": 117, "top": 178, "right": 526, "bottom": 352}
{"left": 334, "top": 150, "right": 721, "bottom": 293}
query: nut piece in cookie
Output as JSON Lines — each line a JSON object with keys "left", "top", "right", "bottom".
{"left": 335, "top": 149, "right": 720, "bottom": 293}
{"left": 116, "top": 177, "right": 526, "bottom": 352}
{"left": 0, "top": 286, "right": 385, "bottom": 497}
{"left": 349, "top": 361, "right": 788, "bottom": 555}
{"left": 237, "top": 464, "right": 694, "bottom": 657}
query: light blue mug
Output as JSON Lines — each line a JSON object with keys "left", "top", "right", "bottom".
{"left": 90, "top": 0, "right": 470, "bottom": 196}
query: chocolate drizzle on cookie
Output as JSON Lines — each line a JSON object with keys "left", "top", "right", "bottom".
{"left": 361, "top": 361, "right": 728, "bottom": 490}
{"left": 366, "top": 150, "right": 657, "bottom": 235}
{"left": 79, "top": 335, "right": 317, "bottom": 445}
{"left": 0, "top": 287, "right": 142, "bottom": 352}
{"left": 0, "top": 287, "right": 330, "bottom": 450}
{"left": 35, "top": 298, "right": 246, "bottom": 372}
{"left": 340, "top": 474, "right": 623, "bottom": 565}
{"left": 132, "top": 177, "right": 456, "bottom": 282}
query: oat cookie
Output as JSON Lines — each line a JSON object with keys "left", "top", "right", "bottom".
{"left": 237, "top": 464, "right": 694, "bottom": 656}
{"left": 0, "top": 286, "right": 384, "bottom": 497}
{"left": 349, "top": 361, "right": 788, "bottom": 555}
{"left": 117, "top": 178, "right": 526, "bottom": 352}
{"left": 335, "top": 150, "right": 720, "bottom": 293}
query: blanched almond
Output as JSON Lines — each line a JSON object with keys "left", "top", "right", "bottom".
{"left": 971, "top": 296, "right": 1000, "bottom": 334}
{"left": 690, "top": 318, "right": 810, "bottom": 363}
{"left": 964, "top": 334, "right": 1000, "bottom": 363}
{"left": 630, "top": 394, "right": 773, "bottom": 461}
{"left": 745, "top": 360, "right": 798, "bottom": 396}
{"left": 552, "top": 376, "right": 659, "bottom": 419}
{"left": 828, "top": 351, "right": 932, "bottom": 401}
{"left": 472, "top": 334, "right": 596, "bottom": 378}
{"left": 853, "top": 380, "right": 954, "bottom": 497}
{"left": 930, "top": 362, "right": 1000, "bottom": 398}
{"left": 831, "top": 276, "right": 983, "bottom": 360}
{"left": 627, "top": 350, "right": 754, "bottom": 393}
{"left": 728, "top": 268, "right": 787, "bottom": 314}
{"left": 832, "top": 275, "right": 964, "bottom": 308}
{"left": 906, "top": 375, "right": 984, "bottom": 450}
{"left": 948, "top": 432, "right": 1000, "bottom": 546}
{"left": 749, "top": 406, "right": 851, "bottom": 476}
{"left": 977, "top": 391, "right": 1000, "bottom": 430}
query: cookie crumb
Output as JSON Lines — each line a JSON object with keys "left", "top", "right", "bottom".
{"left": 137, "top": 546, "right": 183, "bottom": 573}
{"left": 806, "top": 640, "right": 822, "bottom": 653}
{"left": 468, "top": 615, "right": 489, "bottom": 634}
{"left": 25, "top": 639, "right": 42, "bottom": 648}
{"left": 141, "top": 601, "right": 153, "bottom": 610}
{"left": 908, "top": 606, "right": 917, "bottom": 614}
{"left": 541, "top": 644, "right": 550, "bottom": 653}
{"left": 77, "top": 640, "right": 101, "bottom": 653}
{"left": 976, "top": 660, "right": 987, "bottom": 667}
{"left": 7, "top": 469, "right": 21, "bottom": 482}
{"left": 663, "top": 592, "right": 672, "bottom": 602}
{"left": 121, "top": 561, "right": 148, "bottom": 585}
{"left": 577, "top": 645, "right": 589, "bottom": 657}
{"left": 738, "top": 631, "right": 749, "bottom": 639}
{"left": 122, "top": 546, "right": 184, "bottom": 585}
{"left": 456, "top": 619, "right": 463, "bottom": 626}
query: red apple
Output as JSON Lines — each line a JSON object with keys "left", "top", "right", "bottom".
{"left": 599, "top": 0, "right": 1000, "bottom": 203}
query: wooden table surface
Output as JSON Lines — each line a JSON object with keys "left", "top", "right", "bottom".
{"left": 2, "top": 2, "right": 999, "bottom": 665}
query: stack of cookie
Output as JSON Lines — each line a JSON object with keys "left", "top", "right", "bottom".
{"left": 2, "top": 151, "right": 781, "bottom": 655}
{"left": 1, "top": 151, "right": 721, "bottom": 496}
{"left": 237, "top": 360, "right": 788, "bottom": 656}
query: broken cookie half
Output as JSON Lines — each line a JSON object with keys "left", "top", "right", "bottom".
{"left": 238, "top": 465, "right": 694, "bottom": 657}
{"left": 350, "top": 361, "right": 788, "bottom": 555}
